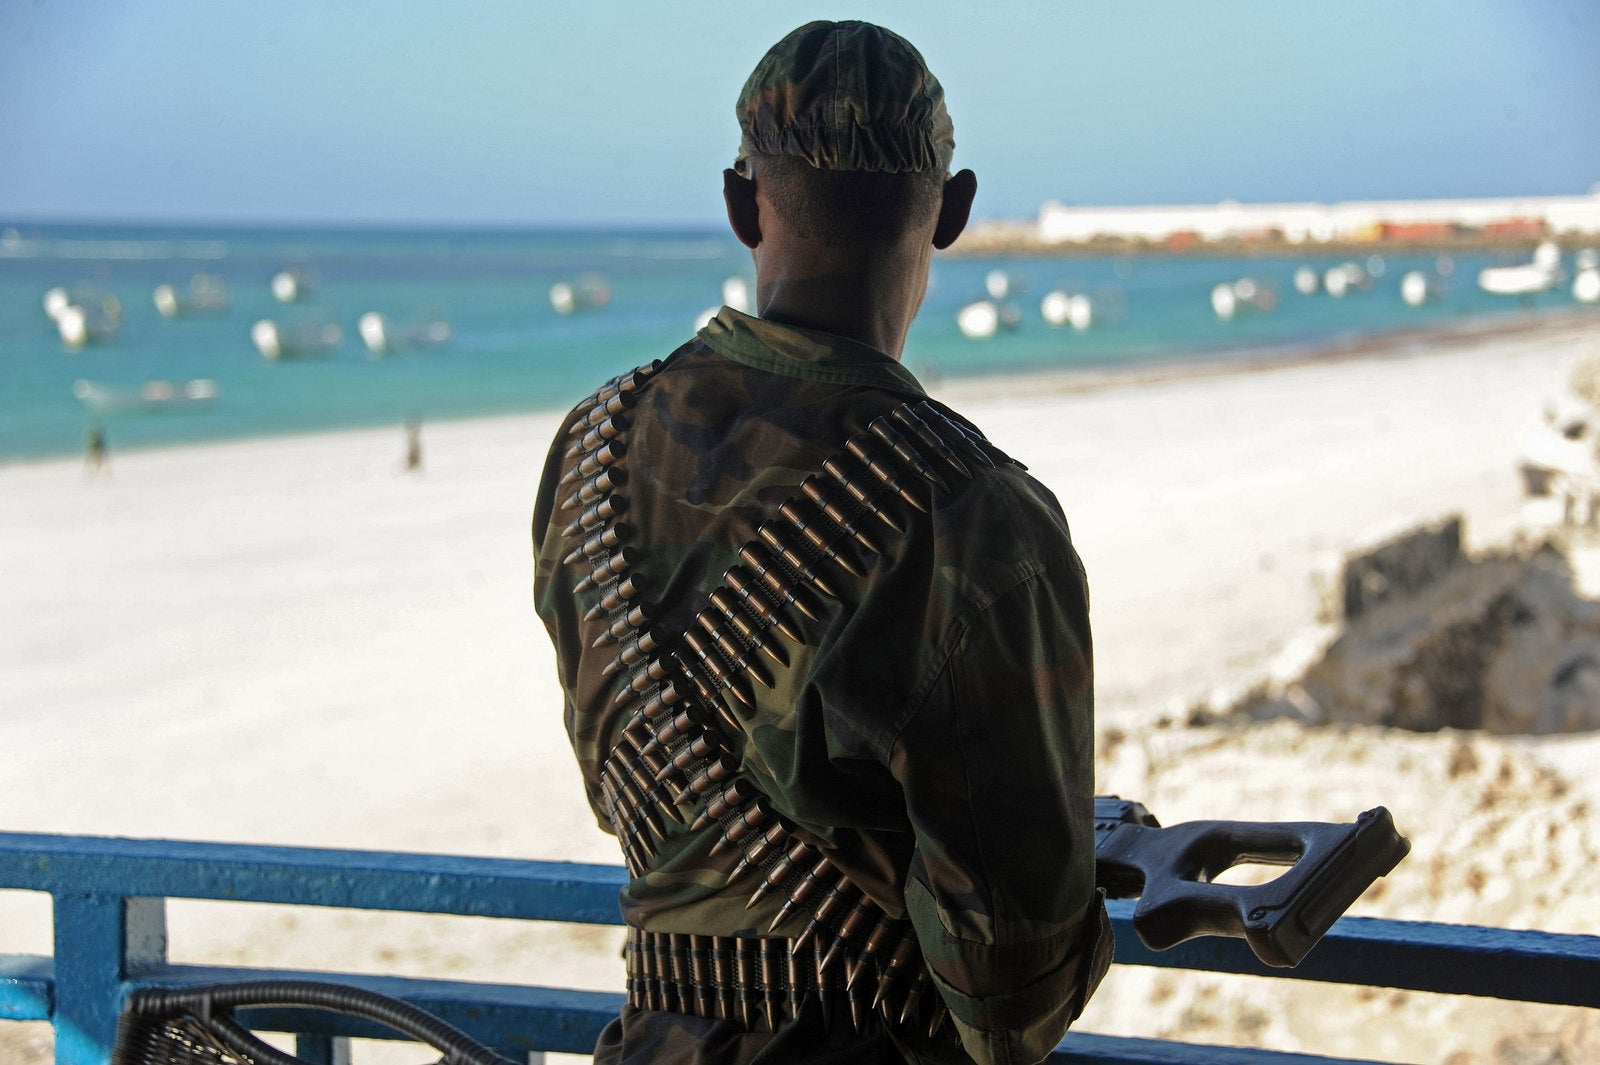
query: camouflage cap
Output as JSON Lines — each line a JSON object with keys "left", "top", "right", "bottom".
{"left": 734, "top": 21, "right": 955, "bottom": 175}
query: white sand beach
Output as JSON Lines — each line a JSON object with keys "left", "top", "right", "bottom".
{"left": 4, "top": 312, "right": 1600, "bottom": 1063}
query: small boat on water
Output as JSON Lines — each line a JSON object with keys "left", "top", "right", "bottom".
{"left": 44, "top": 285, "right": 124, "bottom": 347}
{"left": 956, "top": 299, "right": 1020, "bottom": 339}
{"left": 1478, "top": 241, "right": 1562, "bottom": 296}
{"left": 1571, "top": 249, "right": 1598, "bottom": 303}
{"left": 1041, "top": 290, "right": 1094, "bottom": 330}
{"left": 270, "top": 268, "right": 314, "bottom": 304}
{"left": 1293, "top": 265, "right": 1320, "bottom": 296}
{"left": 358, "top": 312, "right": 452, "bottom": 356}
{"left": 73, "top": 378, "right": 218, "bottom": 414}
{"left": 985, "top": 269, "right": 1016, "bottom": 301}
{"left": 1210, "top": 277, "right": 1277, "bottom": 320}
{"left": 1400, "top": 270, "right": 1446, "bottom": 307}
{"left": 252, "top": 318, "right": 341, "bottom": 360}
{"left": 1323, "top": 262, "right": 1370, "bottom": 299}
{"left": 154, "top": 274, "right": 230, "bottom": 318}
{"left": 549, "top": 274, "right": 614, "bottom": 316}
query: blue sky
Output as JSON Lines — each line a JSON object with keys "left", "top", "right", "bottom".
{"left": 2, "top": 1, "right": 1597, "bottom": 227}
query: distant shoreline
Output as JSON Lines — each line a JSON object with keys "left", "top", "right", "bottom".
{"left": 933, "top": 304, "right": 1600, "bottom": 403}
{"left": 947, "top": 224, "right": 1596, "bottom": 260}
{"left": 9, "top": 305, "right": 1596, "bottom": 470}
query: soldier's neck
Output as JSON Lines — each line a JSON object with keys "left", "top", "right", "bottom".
{"left": 753, "top": 243, "right": 929, "bottom": 361}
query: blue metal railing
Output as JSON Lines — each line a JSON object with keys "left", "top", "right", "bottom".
{"left": 1, "top": 831, "right": 1597, "bottom": 1065}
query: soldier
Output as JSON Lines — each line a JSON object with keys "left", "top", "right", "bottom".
{"left": 533, "top": 21, "right": 1109, "bottom": 1065}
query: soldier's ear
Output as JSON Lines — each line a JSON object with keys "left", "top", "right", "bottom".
{"left": 932, "top": 169, "right": 977, "bottom": 250}
{"left": 723, "top": 168, "right": 762, "bottom": 250}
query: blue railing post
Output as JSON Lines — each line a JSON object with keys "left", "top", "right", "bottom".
{"left": 293, "top": 1033, "right": 351, "bottom": 1065}
{"left": 51, "top": 893, "right": 166, "bottom": 1065}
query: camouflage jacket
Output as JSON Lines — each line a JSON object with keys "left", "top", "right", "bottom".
{"left": 533, "top": 308, "right": 1109, "bottom": 1064}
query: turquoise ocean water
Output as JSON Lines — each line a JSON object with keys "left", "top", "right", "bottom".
{"left": 2, "top": 221, "right": 1596, "bottom": 460}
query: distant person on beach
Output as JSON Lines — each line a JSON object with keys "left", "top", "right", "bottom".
{"left": 533, "top": 21, "right": 1107, "bottom": 1065}
{"left": 85, "top": 424, "right": 107, "bottom": 475}
{"left": 404, "top": 415, "right": 423, "bottom": 473}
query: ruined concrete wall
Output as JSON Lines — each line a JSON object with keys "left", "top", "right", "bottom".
{"left": 1233, "top": 520, "right": 1600, "bottom": 735}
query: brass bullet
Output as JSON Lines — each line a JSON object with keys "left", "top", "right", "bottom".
{"left": 712, "top": 935, "right": 733, "bottom": 1021}
{"left": 576, "top": 549, "right": 633, "bottom": 597}
{"left": 739, "top": 544, "right": 827, "bottom": 621}
{"left": 873, "top": 937, "right": 919, "bottom": 1011}
{"left": 747, "top": 838, "right": 814, "bottom": 909}
{"left": 891, "top": 404, "right": 972, "bottom": 480}
{"left": 728, "top": 820, "right": 789, "bottom": 883}
{"left": 712, "top": 800, "right": 770, "bottom": 858}
{"left": 637, "top": 679, "right": 683, "bottom": 721}
{"left": 821, "top": 455, "right": 906, "bottom": 536}
{"left": 867, "top": 416, "right": 950, "bottom": 494}
{"left": 724, "top": 566, "right": 806, "bottom": 643}
{"left": 709, "top": 588, "right": 789, "bottom": 668}
{"left": 778, "top": 498, "right": 866, "bottom": 578}
{"left": 815, "top": 944, "right": 834, "bottom": 1031}
{"left": 689, "top": 934, "right": 713, "bottom": 1019}
{"left": 787, "top": 947, "right": 803, "bottom": 1018}
{"left": 801, "top": 475, "right": 883, "bottom": 554}
{"left": 678, "top": 754, "right": 738, "bottom": 806}
{"left": 769, "top": 854, "right": 837, "bottom": 934}
{"left": 669, "top": 650, "right": 742, "bottom": 734}
{"left": 690, "top": 778, "right": 749, "bottom": 832}
{"left": 564, "top": 522, "right": 631, "bottom": 566}
{"left": 560, "top": 438, "right": 627, "bottom": 486}
{"left": 561, "top": 494, "right": 628, "bottom": 539}
{"left": 682, "top": 629, "right": 756, "bottom": 710}
{"left": 845, "top": 437, "right": 926, "bottom": 513}
{"left": 799, "top": 882, "right": 857, "bottom": 955}
{"left": 698, "top": 614, "right": 776, "bottom": 690}
{"left": 603, "top": 627, "right": 659, "bottom": 678}
{"left": 756, "top": 523, "right": 840, "bottom": 600}
{"left": 584, "top": 574, "right": 642, "bottom": 622}
{"left": 559, "top": 464, "right": 627, "bottom": 512}
{"left": 735, "top": 938, "right": 756, "bottom": 1030}
{"left": 917, "top": 400, "right": 1001, "bottom": 469}
{"left": 759, "top": 938, "right": 781, "bottom": 1031}
{"left": 821, "top": 896, "right": 880, "bottom": 973}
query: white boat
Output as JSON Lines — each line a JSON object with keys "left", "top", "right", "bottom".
{"left": 44, "top": 284, "right": 125, "bottom": 346}
{"left": 985, "top": 269, "right": 1013, "bottom": 300}
{"left": 1293, "top": 266, "right": 1320, "bottom": 295}
{"left": 154, "top": 274, "right": 230, "bottom": 318}
{"left": 1323, "top": 262, "right": 1369, "bottom": 299}
{"left": 270, "top": 268, "right": 314, "bottom": 304}
{"left": 549, "top": 274, "right": 614, "bottom": 316}
{"left": 1040, "top": 290, "right": 1094, "bottom": 330}
{"left": 1575, "top": 268, "right": 1600, "bottom": 304}
{"left": 1478, "top": 241, "right": 1562, "bottom": 296}
{"left": 1210, "top": 278, "right": 1276, "bottom": 320}
{"left": 1400, "top": 270, "right": 1445, "bottom": 307}
{"left": 956, "top": 300, "right": 1020, "bottom": 339}
{"left": 252, "top": 318, "right": 341, "bottom": 360}
{"left": 358, "top": 312, "right": 452, "bottom": 356}
{"left": 73, "top": 378, "right": 218, "bottom": 414}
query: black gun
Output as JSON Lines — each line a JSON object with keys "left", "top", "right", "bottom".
{"left": 1094, "top": 798, "right": 1410, "bottom": 967}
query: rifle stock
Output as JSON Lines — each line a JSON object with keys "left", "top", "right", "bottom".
{"left": 1093, "top": 797, "right": 1410, "bottom": 967}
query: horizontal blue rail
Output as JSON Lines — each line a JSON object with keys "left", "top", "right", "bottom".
{"left": 2, "top": 830, "right": 1596, "bottom": 1064}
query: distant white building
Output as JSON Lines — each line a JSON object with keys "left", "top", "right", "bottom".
{"left": 1036, "top": 189, "right": 1600, "bottom": 245}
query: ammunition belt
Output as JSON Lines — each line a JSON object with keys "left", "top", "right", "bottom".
{"left": 625, "top": 928, "right": 956, "bottom": 1038}
{"left": 560, "top": 360, "right": 1010, "bottom": 1038}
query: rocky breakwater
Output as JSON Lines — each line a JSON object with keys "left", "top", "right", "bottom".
{"left": 1228, "top": 515, "right": 1600, "bottom": 735}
